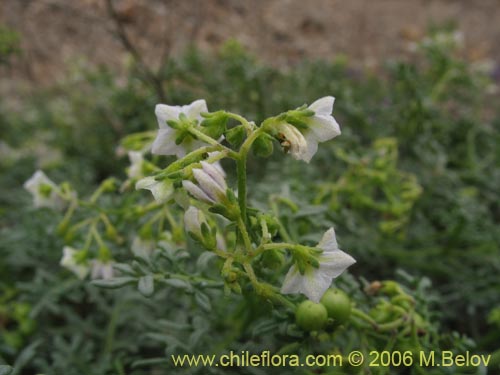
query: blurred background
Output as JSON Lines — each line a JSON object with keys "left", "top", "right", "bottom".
{"left": 2, "top": 0, "right": 500, "bottom": 88}
{"left": 1, "top": 1, "right": 500, "bottom": 374}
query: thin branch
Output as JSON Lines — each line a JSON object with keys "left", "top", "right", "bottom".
{"left": 105, "top": 0, "right": 167, "bottom": 101}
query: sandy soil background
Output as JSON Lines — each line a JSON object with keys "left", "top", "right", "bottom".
{"left": 1, "top": 0, "right": 500, "bottom": 88}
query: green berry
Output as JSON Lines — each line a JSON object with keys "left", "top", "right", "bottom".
{"left": 320, "top": 289, "right": 352, "bottom": 324}
{"left": 295, "top": 301, "right": 328, "bottom": 332}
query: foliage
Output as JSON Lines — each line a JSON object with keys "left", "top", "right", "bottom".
{"left": 1, "top": 29, "right": 499, "bottom": 374}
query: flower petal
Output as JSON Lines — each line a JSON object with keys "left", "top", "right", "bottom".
{"left": 302, "top": 269, "right": 334, "bottom": 303}
{"left": 184, "top": 99, "right": 208, "bottom": 121}
{"left": 136, "top": 177, "right": 173, "bottom": 203}
{"left": 207, "top": 151, "right": 227, "bottom": 177}
{"left": 308, "top": 96, "right": 335, "bottom": 116}
{"left": 127, "top": 151, "right": 144, "bottom": 178}
{"left": 200, "top": 161, "right": 227, "bottom": 190}
{"left": 308, "top": 115, "right": 341, "bottom": 142}
{"left": 317, "top": 227, "right": 339, "bottom": 252}
{"left": 132, "top": 237, "right": 155, "bottom": 258}
{"left": 151, "top": 127, "right": 183, "bottom": 156}
{"left": 280, "top": 265, "right": 303, "bottom": 294}
{"left": 155, "top": 104, "right": 181, "bottom": 128}
{"left": 279, "top": 123, "right": 308, "bottom": 161}
{"left": 302, "top": 132, "right": 319, "bottom": 163}
{"left": 184, "top": 206, "right": 202, "bottom": 236}
{"left": 319, "top": 250, "right": 356, "bottom": 279}
{"left": 23, "top": 170, "right": 53, "bottom": 193}
{"left": 281, "top": 265, "right": 332, "bottom": 303}
{"left": 193, "top": 168, "right": 225, "bottom": 201}
{"left": 182, "top": 180, "right": 214, "bottom": 203}
{"left": 60, "top": 247, "right": 89, "bottom": 279}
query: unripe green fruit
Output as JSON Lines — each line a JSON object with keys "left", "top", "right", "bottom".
{"left": 380, "top": 280, "right": 403, "bottom": 296}
{"left": 320, "top": 289, "right": 352, "bottom": 324}
{"left": 369, "top": 304, "right": 395, "bottom": 324}
{"left": 261, "top": 249, "right": 285, "bottom": 270}
{"left": 295, "top": 301, "right": 328, "bottom": 332}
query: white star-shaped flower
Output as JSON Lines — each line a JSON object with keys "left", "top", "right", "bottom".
{"left": 127, "top": 151, "right": 144, "bottom": 179}
{"left": 131, "top": 236, "right": 156, "bottom": 258}
{"left": 278, "top": 96, "right": 341, "bottom": 163}
{"left": 136, "top": 176, "right": 173, "bottom": 203}
{"left": 152, "top": 99, "right": 208, "bottom": 158}
{"left": 281, "top": 228, "right": 355, "bottom": 303}
{"left": 23, "top": 170, "right": 63, "bottom": 209}
{"left": 60, "top": 246, "right": 89, "bottom": 279}
{"left": 90, "top": 260, "right": 114, "bottom": 280}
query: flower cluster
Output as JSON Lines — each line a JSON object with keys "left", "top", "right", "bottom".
{"left": 24, "top": 96, "right": 355, "bottom": 304}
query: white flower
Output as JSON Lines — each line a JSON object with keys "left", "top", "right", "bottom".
{"left": 131, "top": 236, "right": 156, "bottom": 258}
{"left": 23, "top": 170, "right": 63, "bottom": 209}
{"left": 276, "top": 123, "right": 309, "bottom": 161}
{"left": 184, "top": 206, "right": 206, "bottom": 238}
{"left": 182, "top": 161, "right": 227, "bottom": 204}
{"left": 207, "top": 151, "right": 226, "bottom": 178}
{"left": 60, "top": 246, "right": 89, "bottom": 279}
{"left": 281, "top": 228, "right": 355, "bottom": 303}
{"left": 136, "top": 176, "right": 173, "bottom": 203}
{"left": 127, "top": 151, "right": 144, "bottom": 179}
{"left": 216, "top": 233, "right": 227, "bottom": 252}
{"left": 279, "top": 96, "right": 341, "bottom": 163}
{"left": 152, "top": 99, "right": 208, "bottom": 158}
{"left": 90, "top": 260, "right": 114, "bottom": 280}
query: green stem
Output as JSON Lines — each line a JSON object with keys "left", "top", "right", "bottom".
{"left": 237, "top": 155, "right": 248, "bottom": 223}
{"left": 188, "top": 127, "right": 221, "bottom": 146}
{"left": 237, "top": 217, "right": 253, "bottom": 253}
{"left": 236, "top": 128, "right": 264, "bottom": 223}
{"left": 188, "top": 127, "right": 237, "bottom": 157}
{"left": 90, "top": 185, "right": 105, "bottom": 204}
{"left": 269, "top": 200, "right": 293, "bottom": 243}
{"left": 158, "top": 272, "right": 223, "bottom": 289}
{"left": 91, "top": 226, "right": 107, "bottom": 249}
{"left": 162, "top": 146, "right": 218, "bottom": 175}
{"left": 243, "top": 262, "right": 259, "bottom": 288}
{"left": 376, "top": 317, "right": 408, "bottom": 332}
{"left": 351, "top": 308, "right": 378, "bottom": 328}
{"left": 104, "top": 300, "right": 122, "bottom": 355}
{"left": 259, "top": 217, "right": 271, "bottom": 245}
{"left": 252, "top": 242, "right": 307, "bottom": 258}
{"left": 226, "top": 112, "right": 254, "bottom": 133}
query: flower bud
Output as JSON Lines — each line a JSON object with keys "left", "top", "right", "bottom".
{"left": 253, "top": 133, "right": 274, "bottom": 158}
{"left": 183, "top": 161, "right": 228, "bottom": 204}
{"left": 184, "top": 206, "right": 217, "bottom": 249}
{"left": 184, "top": 206, "right": 206, "bottom": 239}
{"left": 261, "top": 249, "right": 285, "bottom": 270}
{"left": 225, "top": 125, "right": 246, "bottom": 147}
{"left": 200, "top": 110, "right": 229, "bottom": 139}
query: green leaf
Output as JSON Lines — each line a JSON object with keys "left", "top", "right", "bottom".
{"left": 138, "top": 275, "right": 155, "bottom": 297}
{"left": 162, "top": 278, "right": 193, "bottom": 291}
{"left": 194, "top": 291, "right": 211, "bottom": 312}
{"left": 91, "top": 277, "right": 137, "bottom": 289}
{"left": 0, "top": 366, "right": 13, "bottom": 375}
{"left": 196, "top": 251, "right": 217, "bottom": 270}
